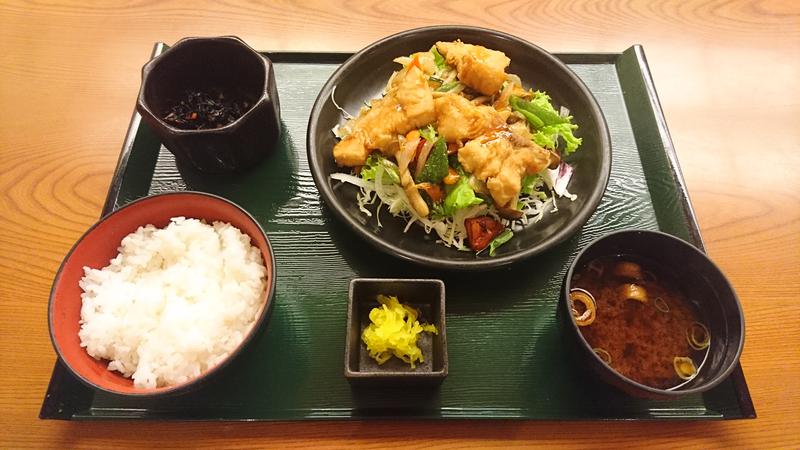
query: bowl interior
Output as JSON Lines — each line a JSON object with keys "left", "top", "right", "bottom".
{"left": 142, "top": 38, "right": 266, "bottom": 126}
{"left": 308, "top": 26, "right": 611, "bottom": 270}
{"left": 563, "top": 230, "right": 744, "bottom": 396}
{"left": 49, "top": 192, "right": 275, "bottom": 396}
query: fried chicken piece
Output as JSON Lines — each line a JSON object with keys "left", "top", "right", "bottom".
{"left": 458, "top": 130, "right": 552, "bottom": 207}
{"left": 332, "top": 131, "right": 371, "bottom": 167}
{"left": 332, "top": 98, "right": 404, "bottom": 166}
{"left": 434, "top": 93, "right": 505, "bottom": 143}
{"left": 395, "top": 65, "right": 437, "bottom": 128}
{"left": 333, "top": 66, "right": 435, "bottom": 167}
{"left": 436, "top": 40, "right": 510, "bottom": 96}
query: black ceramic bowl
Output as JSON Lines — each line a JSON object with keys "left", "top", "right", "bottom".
{"left": 559, "top": 229, "right": 745, "bottom": 399}
{"left": 307, "top": 26, "right": 611, "bottom": 271}
{"left": 137, "top": 36, "right": 281, "bottom": 173}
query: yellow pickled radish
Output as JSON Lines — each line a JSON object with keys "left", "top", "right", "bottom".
{"left": 361, "top": 295, "right": 438, "bottom": 368}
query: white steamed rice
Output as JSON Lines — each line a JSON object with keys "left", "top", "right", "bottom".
{"left": 78, "top": 216, "right": 268, "bottom": 389}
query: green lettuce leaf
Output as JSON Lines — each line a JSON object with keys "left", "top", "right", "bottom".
{"left": 488, "top": 229, "right": 514, "bottom": 256}
{"left": 532, "top": 123, "right": 582, "bottom": 155}
{"left": 360, "top": 154, "right": 400, "bottom": 185}
{"left": 511, "top": 92, "right": 567, "bottom": 126}
{"left": 509, "top": 92, "right": 583, "bottom": 155}
{"left": 443, "top": 176, "right": 483, "bottom": 216}
{"left": 520, "top": 174, "right": 541, "bottom": 196}
{"left": 419, "top": 124, "right": 437, "bottom": 142}
{"left": 530, "top": 91, "right": 569, "bottom": 125}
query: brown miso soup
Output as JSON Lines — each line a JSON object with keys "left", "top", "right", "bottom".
{"left": 570, "top": 255, "right": 710, "bottom": 390}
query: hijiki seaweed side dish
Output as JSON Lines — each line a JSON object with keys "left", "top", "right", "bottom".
{"left": 329, "top": 40, "right": 583, "bottom": 255}
{"left": 163, "top": 90, "right": 249, "bottom": 130}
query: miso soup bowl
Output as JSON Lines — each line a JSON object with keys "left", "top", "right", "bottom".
{"left": 558, "top": 229, "right": 744, "bottom": 399}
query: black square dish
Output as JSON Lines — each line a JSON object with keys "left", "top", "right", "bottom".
{"left": 345, "top": 278, "right": 447, "bottom": 384}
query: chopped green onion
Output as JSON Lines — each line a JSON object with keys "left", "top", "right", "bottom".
{"left": 654, "top": 296, "right": 670, "bottom": 313}
{"left": 593, "top": 348, "right": 612, "bottom": 364}
{"left": 570, "top": 288, "right": 596, "bottom": 326}
{"left": 687, "top": 322, "right": 710, "bottom": 350}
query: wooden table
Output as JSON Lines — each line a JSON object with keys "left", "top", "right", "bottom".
{"left": 2, "top": 1, "right": 798, "bottom": 447}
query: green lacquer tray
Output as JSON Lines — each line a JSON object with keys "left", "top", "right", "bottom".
{"left": 40, "top": 44, "right": 755, "bottom": 421}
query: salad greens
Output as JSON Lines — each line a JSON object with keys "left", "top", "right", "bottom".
{"left": 419, "top": 124, "right": 437, "bottom": 142}
{"left": 488, "top": 229, "right": 514, "bottom": 256}
{"left": 510, "top": 92, "right": 583, "bottom": 155}
{"left": 331, "top": 45, "right": 584, "bottom": 256}
{"left": 521, "top": 174, "right": 541, "bottom": 196}
{"left": 443, "top": 176, "right": 484, "bottom": 216}
{"left": 533, "top": 123, "right": 582, "bottom": 154}
{"left": 435, "top": 81, "right": 461, "bottom": 92}
{"left": 418, "top": 139, "right": 448, "bottom": 183}
{"left": 431, "top": 46, "right": 446, "bottom": 70}
{"left": 360, "top": 154, "right": 400, "bottom": 185}
{"left": 521, "top": 174, "right": 548, "bottom": 201}
{"left": 417, "top": 125, "right": 449, "bottom": 184}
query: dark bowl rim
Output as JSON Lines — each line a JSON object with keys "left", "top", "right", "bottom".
{"left": 562, "top": 228, "right": 745, "bottom": 397}
{"left": 307, "top": 24, "right": 612, "bottom": 271}
{"left": 136, "top": 35, "right": 272, "bottom": 136}
{"left": 48, "top": 191, "right": 277, "bottom": 398}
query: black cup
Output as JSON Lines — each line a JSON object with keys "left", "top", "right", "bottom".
{"left": 559, "top": 229, "right": 745, "bottom": 399}
{"left": 136, "top": 36, "right": 281, "bottom": 173}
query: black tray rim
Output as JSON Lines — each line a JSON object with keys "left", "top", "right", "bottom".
{"left": 40, "top": 44, "right": 755, "bottom": 421}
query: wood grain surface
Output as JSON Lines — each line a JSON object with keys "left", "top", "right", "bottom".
{"left": 1, "top": 0, "right": 798, "bottom": 448}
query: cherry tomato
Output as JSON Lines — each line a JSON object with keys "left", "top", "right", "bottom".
{"left": 465, "top": 216, "right": 504, "bottom": 251}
